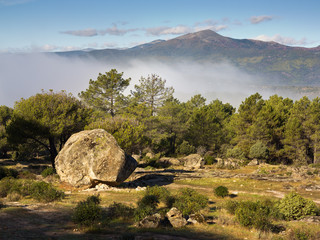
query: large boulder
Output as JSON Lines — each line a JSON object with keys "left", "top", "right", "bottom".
{"left": 55, "top": 129, "right": 137, "bottom": 187}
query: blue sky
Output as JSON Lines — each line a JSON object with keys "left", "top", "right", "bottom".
{"left": 1, "top": 0, "right": 320, "bottom": 52}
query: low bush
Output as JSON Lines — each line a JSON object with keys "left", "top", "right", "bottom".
{"left": 277, "top": 192, "right": 319, "bottom": 220}
{"left": 226, "top": 147, "right": 246, "bottom": 160}
{"left": 0, "top": 178, "right": 33, "bottom": 198}
{"left": 72, "top": 195, "right": 102, "bottom": 227}
{"left": 0, "top": 166, "right": 18, "bottom": 180}
{"left": 145, "top": 185, "right": 171, "bottom": 205}
{"left": 29, "top": 181, "right": 65, "bottom": 202}
{"left": 0, "top": 178, "right": 63, "bottom": 203}
{"left": 134, "top": 195, "right": 159, "bottom": 221}
{"left": 0, "top": 200, "right": 4, "bottom": 209}
{"left": 235, "top": 201, "right": 273, "bottom": 231}
{"left": 204, "top": 155, "right": 216, "bottom": 165}
{"left": 214, "top": 186, "right": 229, "bottom": 198}
{"left": 18, "top": 170, "right": 37, "bottom": 180}
{"left": 225, "top": 199, "right": 281, "bottom": 232}
{"left": 177, "top": 141, "right": 195, "bottom": 155}
{"left": 41, "top": 167, "right": 56, "bottom": 178}
{"left": 7, "top": 192, "right": 22, "bottom": 201}
{"left": 107, "top": 202, "right": 134, "bottom": 221}
{"left": 173, "top": 188, "right": 208, "bottom": 216}
{"left": 224, "top": 200, "right": 239, "bottom": 214}
{"left": 249, "top": 141, "right": 269, "bottom": 160}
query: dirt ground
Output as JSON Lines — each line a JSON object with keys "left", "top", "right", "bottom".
{"left": 1, "top": 158, "right": 320, "bottom": 240}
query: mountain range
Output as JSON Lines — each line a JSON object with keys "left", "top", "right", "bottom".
{"left": 56, "top": 30, "right": 320, "bottom": 86}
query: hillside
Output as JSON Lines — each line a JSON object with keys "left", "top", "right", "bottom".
{"left": 56, "top": 30, "right": 320, "bottom": 86}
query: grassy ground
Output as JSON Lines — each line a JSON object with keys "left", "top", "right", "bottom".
{"left": 1, "top": 158, "right": 320, "bottom": 240}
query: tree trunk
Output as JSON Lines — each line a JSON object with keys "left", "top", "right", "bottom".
{"left": 49, "top": 137, "right": 58, "bottom": 169}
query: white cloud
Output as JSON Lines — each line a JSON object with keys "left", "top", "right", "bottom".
{"left": 250, "top": 15, "right": 273, "bottom": 24}
{"left": 254, "top": 34, "right": 308, "bottom": 46}
{"left": 146, "top": 22, "right": 227, "bottom": 36}
{"left": 61, "top": 28, "right": 98, "bottom": 37}
{"left": 61, "top": 24, "right": 138, "bottom": 37}
{"left": 195, "top": 25, "right": 227, "bottom": 32}
{"left": 99, "top": 24, "right": 138, "bottom": 36}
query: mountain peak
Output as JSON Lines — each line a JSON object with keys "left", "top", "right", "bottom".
{"left": 176, "top": 29, "right": 223, "bottom": 40}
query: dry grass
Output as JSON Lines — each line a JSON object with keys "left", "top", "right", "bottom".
{"left": 1, "top": 159, "right": 320, "bottom": 240}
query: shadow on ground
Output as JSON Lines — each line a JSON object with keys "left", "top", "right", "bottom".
{"left": 0, "top": 204, "right": 240, "bottom": 240}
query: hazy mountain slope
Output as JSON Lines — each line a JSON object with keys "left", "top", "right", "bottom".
{"left": 56, "top": 30, "right": 320, "bottom": 85}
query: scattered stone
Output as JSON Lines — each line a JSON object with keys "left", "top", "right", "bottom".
{"left": 166, "top": 207, "right": 187, "bottom": 228}
{"left": 145, "top": 152, "right": 155, "bottom": 159}
{"left": 216, "top": 158, "right": 240, "bottom": 169}
{"left": 187, "top": 213, "right": 205, "bottom": 225}
{"left": 247, "top": 159, "right": 259, "bottom": 166}
{"left": 282, "top": 184, "right": 294, "bottom": 190}
{"left": 298, "top": 216, "right": 320, "bottom": 223}
{"left": 138, "top": 213, "right": 161, "bottom": 228}
{"left": 181, "top": 154, "right": 204, "bottom": 170}
{"left": 159, "top": 157, "right": 181, "bottom": 166}
{"left": 55, "top": 129, "right": 137, "bottom": 187}
{"left": 135, "top": 186, "right": 147, "bottom": 191}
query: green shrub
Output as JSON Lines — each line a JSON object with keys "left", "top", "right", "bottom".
{"left": 0, "top": 200, "right": 4, "bottom": 209}
{"left": 7, "top": 192, "right": 22, "bottom": 201}
{"left": 309, "top": 163, "right": 320, "bottom": 169}
{"left": 173, "top": 188, "right": 208, "bottom": 216}
{"left": 0, "top": 166, "right": 18, "bottom": 180}
{"left": 249, "top": 141, "right": 269, "bottom": 160}
{"left": 227, "top": 199, "right": 281, "bottom": 232}
{"left": 29, "top": 181, "right": 65, "bottom": 202}
{"left": 177, "top": 141, "right": 195, "bottom": 155}
{"left": 72, "top": 195, "right": 102, "bottom": 227}
{"left": 277, "top": 192, "right": 319, "bottom": 220}
{"left": 204, "top": 155, "right": 216, "bottom": 165}
{"left": 235, "top": 201, "right": 273, "bottom": 231}
{"left": 0, "top": 178, "right": 64, "bottom": 203}
{"left": 224, "top": 200, "right": 239, "bottom": 214}
{"left": 145, "top": 157, "right": 160, "bottom": 168}
{"left": 0, "top": 177, "right": 16, "bottom": 197}
{"left": 18, "top": 170, "right": 37, "bottom": 180}
{"left": 214, "top": 186, "right": 229, "bottom": 198}
{"left": 226, "top": 147, "right": 246, "bottom": 160}
{"left": 41, "top": 167, "right": 56, "bottom": 178}
{"left": 107, "top": 202, "right": 134, "bottom": 221}
{"left": 134, "top": 195, "right": 159, "bottom": 221}
{"left": 86, "top": 195, "right": 101, "bottom": 205}
{"left": 0, "top": 177, "right": 34, "bottom": 198}
{"left": 145, "top": 185, "right": 170, "bottom": 202}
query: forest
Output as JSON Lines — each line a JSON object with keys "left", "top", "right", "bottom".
{"left": 0, "top": 68, "right": 320, "bottom": 168}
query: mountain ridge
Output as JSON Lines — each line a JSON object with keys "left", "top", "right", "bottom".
{"left": 56, "top": 30, "right": 320, "bottom": 85}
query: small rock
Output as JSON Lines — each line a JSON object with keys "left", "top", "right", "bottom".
{"left": 145, "top": 152, "right": 155, "bottom": 159}
{"left": 136, "top": 186, "right": 146, "bottom": 191}
{"left": 181, "top": 154, "right": 204, "bottom": 170}
{"left": 166, "top": 207, "right": 187, "bottom": 228}
{"left": 187, "top": 213, "right": 205, "bottom": 225}
{"left": 138, "top": 213, "right": 161, "bottom": 228}
{"left": 298, "top": 216, "right": 320, "bottom": 223}
{"left": 159, "top": 157, "right": 181, "bottom": 166}
{"left": 247, "top": 159, "right": 259, "bottom": 166}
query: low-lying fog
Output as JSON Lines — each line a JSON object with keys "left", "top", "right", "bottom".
{"left": 0, "top": 53, "right": 313, "bottom": 108}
